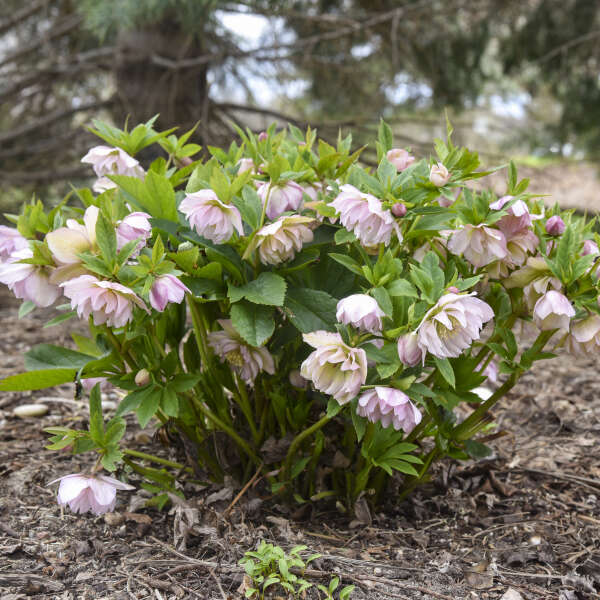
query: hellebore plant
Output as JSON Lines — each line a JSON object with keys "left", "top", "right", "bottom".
{"left": 1, "top": 116, "right": 596, "bottom": 514}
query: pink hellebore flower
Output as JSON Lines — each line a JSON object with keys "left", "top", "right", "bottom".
{"left": 330, "top": 184, "right": 400, "bottom": 247}
{"left": 582, "top": 239, "right": 599, "bottom": 256}
{"left": 0, "top": 248, "right": 61, "bottom": 307}
{"left": 336, "top": 294, "right": 385, "bottom": 333}
{"left": 447, "top": 224, "right": 508, "bottom": 268}
{"left": 149, "top": 274, "right": 190, "bottom": 312}
{"left": 116, "top": 212, "right": 152, "bottom": 253}
{"left": 0, "top": 225, "right": 28, "bottom": 261}
{"left": 429, "top": 163, "right": 450, "bottom": 187}
{"left": 386, "top": 148, "right": 415, "bottom": 171}
{"left": 208, "top": 319, "right": 275, "bottom": 384}
{"left": 545, "top": 215, "right": 566, "bottom": 236}
{"left": 61, "top": 274, "right": 148, "bottom": 328}
{"left": 50, "top": 473, "right": 134, "bottom": 515}
{"left": 236, "top": 158, "right": 255, "bottom": 174}
{"left": 300, "top": 331, "right": 367, "bottom": 405}
{"left": 489, "top": 196, "right": 542, "bottom": 236}
{"left": 397, "top": 332, "right": 423, "bottom": 367}
{"left": 477, "top": 358, "right": 499, "bottom": 385}
{"left": 81, "top": 377, "right": 111, "bottom": 392}
{"left": 567, "top": 314, "right": 600, "bottom": 356}
{"left": 179, "top": 190, "right": 244, "bottom": 244}
{"left": 46, "top": 205, "right": 98, "bottom": 265}
{"left": 533, "top": 290, "right": 574, "bottom": 331}
{"left": 246, "top": 215, "right": 314, "bottom": 266}
{"left": 416, "top": 292, "right": 494, "bottom": 360}
{"left": 357, "top": 387, "right": 422, "bottom": 433}
{"left": 81, "top": 146, "right": 145, "bottom": 194}
{"left": 257, "top": 181, "right": 305, "bottom": 220}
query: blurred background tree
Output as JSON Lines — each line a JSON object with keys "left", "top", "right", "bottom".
{"left": 1, "top": 0, "right": 600, "bottom": 206}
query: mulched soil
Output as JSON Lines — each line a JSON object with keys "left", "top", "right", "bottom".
{"left": 1, "top": 286, "right": 599, "bottom": 600}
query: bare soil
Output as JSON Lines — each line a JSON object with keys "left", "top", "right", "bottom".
{"left": 1, "top": 288, "right": 599, "bottom": 600}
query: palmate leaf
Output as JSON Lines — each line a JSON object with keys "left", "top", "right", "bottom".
{"left": 284, "top": 287, "right": 338, "bottom": 333}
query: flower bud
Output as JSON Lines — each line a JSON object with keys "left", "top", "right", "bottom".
{"left": 397, "top": 332, "right": 422, "bottom": 367}
{"left": 429, "top": 163, "right": 450, "bottom": 187}
{"left": 135, "top": 369, "right": 151, "bottom": 386}
{"left": 386, "top": 149, "right": 415, "bottom": 171}
{"left": 289, "top": 369, "right": 307, "bottom": 388}
{"left": 391, "top": 203, "right": 407, "bottom": 217}
{"left": 545, "top": 215, "right": 565, "bottom": 236}
{"left": 583, "top": 239, "right": 599, "bottom": 256}
{"left": 258, "top": 131, "right": 268, "bottom": 142}
{"left": 446, "top": 286, "right": 459, "bottom": 294}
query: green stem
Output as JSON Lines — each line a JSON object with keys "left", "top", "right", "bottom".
{"left": 123, "top": 448, "right": 190, "bottom": 472}
{"left": 187, "top": 295, "right": 211, "bottom": 369}
{"left": 105, "top": 329, "right": 137, "bottom": 371}
{"left": 234, "top": 374, "right": 260, "bottom": 444}
{"left": 283, "top": 413, "right": 332, "bottom": 479}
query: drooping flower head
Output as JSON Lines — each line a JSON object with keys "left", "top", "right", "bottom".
{"left": 336, "top": 294, "right": 385, "bottom": 333}
{"left": 429, "top": 162, "right": 450, "bottom": 187}
{"left": 180, "top": 190, "right": 244, "bottom": 244}
{"left": 447, "top": 224, "right": 508, "bottom": 268}
{"left": 149, "top": 274, "right": 190, "bottom": 312}
{"left": 116, "top": 212, "right": 152, "bottom": 253}
{"left": 357, "top": 387, "right": 422, "bottom": 433}
{"left": 81, "top": 146, "right": 145, "bottom": 194}
{"left": 300, "top": 331, "right": 367, "bottom": 405}
{"left": 533, "top": 290, "right": 574, "bottom": 331}
{"left": 566, "top": 314, "right": 600, "bottom": 356}
{"left": 246, "top": 215, "right": 315, "bottom": 265}
{"left": 0, "top": 248, "right": 61, "bottom": 307}
{"left": 582, "top": 239, "right": 599, "bottom": 256}
{"left": 505, "top": 256, "right": 562, "bottom": 309}
{"left": 236, "top": 157, "right": 256, "bottom": 174}
{"left": 208, "top": 319, "right": 275, "bottom": 384}
{"left": 397, "top": 332, "right": 423, "bottom": 367}
{"left": 49, "top": 473, "right": 134, "bottom": 515}
{"left": 416, "top": 292, "right": 494, "bottom": 360}
{"left": 386, "top": 148, "right": 415, "bottom": 171}
{"left": 490, "top": 196, "right": 542, "bottom": 236}
{"left": 0, "top": 226, "right": 28, "bottom": 262}
{"left": 330, "top": 184, "right": 400, "bottom": 247}
{"left": 61, "top": 274, "right": 148, "bottom": 327}
{"left": 257, "top": 181, "right": 305, "bottom": 220}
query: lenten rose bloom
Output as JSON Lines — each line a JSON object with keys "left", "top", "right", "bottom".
{"left": 336, "top": 294, "right": 385, "bottom": 333}
{"left": 149, "top": 274, "right": 190, "bottom": 311}
{"left": 533, "top": 290, "right": 574, "bottom": 331}
{"left": 490, "top": 196, "right": 542, "bottom": 235}
{"left": 330, "top": 184, "right": 400, "bottom": 247}
{"left": 545, "top": 215, "right": 565, "bottom": 236}
{"left": 300, "top": 331, "right": 367, "bottom": 405}
{"left": 46, "top": 205, "right": 99, "bottom": 265}
{"left": 386, "top": 148, "right": 415, "bottom": 171}
{"left": 179, "top": 190, "right": 244, "bottom": 244}
{"left": 50, "top": 473, "right": 134, "bottom": 515}
{"left": 116, "top": 212, "right": 152, "bottom": 253}
{"left": 61, "top": 274, "right": 148, "bottom": 327}
{"left": 505, "top": 256, "right": 562, "bottom": 309}
{"left": 208, "top": 319, "right": 275, "bottom": 384}
{"left": 582, "top": 239, "right": 599, "bottom": 256}
{"left": 566, "top": 315, "right": 600, "bottom": 355}
{"left": 257, "top": 181, "right": 305, "bottom": 220}
{"left": 236, "top": 157, "right": 255, "bottom": 174}
{"left": 429, "top": 162, "right": 450, "bottom": 187}
{"left": 416, "top": 292, "right": 494, "bottom": 360}
{"left": 447, "top": 224, "right": 508, "bottom": 268}
{"left": 357, "top": 387, "right": 422, "bottom": 433}
{"left": 0, "top": 248, "right": 61, "bottom": 307}
{"left": 81, "top": 146, "right": 145, "bottom": 194}
{"left": 397, "top": 332, "right": 423, "bottom": 367}
{"left": 0, "top": 226, "right": 28, "bottom": 261}
{"left": 246, "top": 215, "right": 315, "bottom": 265}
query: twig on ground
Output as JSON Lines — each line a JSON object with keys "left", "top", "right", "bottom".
{"left": 223, "top": 462, "right": 263, "bottom": 517}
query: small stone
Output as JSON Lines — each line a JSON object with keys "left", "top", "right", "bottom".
{"left": 101, "top": 400, "right": 117, "bottom": 410}
{"left": 13, "top": 404, "right": 48, "bottom": 418}
{"left": 104, "top": 512, "right": 125, "bottom": 526}
{"left": 501, "top": 589, "right": 524, "bottom": 600}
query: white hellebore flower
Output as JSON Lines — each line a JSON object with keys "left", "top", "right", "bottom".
{"left": 300, "top": 331, "right": 367, "bottom": 405}
{"left": 447, "top": 224, "right": 508, "bottom": 268}
{"left": 429, "top": 163, "right": 450, "bottom": 187}
{"left": 357, "top": 387, "right": 422, "bottom": 433}
{"left": 566, "top": 314, "right": 600, "bottom": 355}
{"left": 81, "top": 146, "right": 145, "bottom": 194}
{"left": 336, "top": 294, "right": 385, "bottom": 333}
{"left": 533, "top": 290, "right": 575, "bottom": 331}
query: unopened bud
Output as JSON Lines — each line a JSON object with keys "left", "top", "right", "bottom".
{"left": 289, "top": 369, "right": 307, "bottom": 388}
{"left": 583, "top": 239, "right": 599, "bottom": 256}
{"left": 545, "top": 215, "right": 565, "bottom": 236}
{"left": 447, "top": 286, "right": 460, "bottom": 294}
{"left": 391, "top": 202, "right": 407, "bottom": 217}
{"left": 397, "top": 332, "right": 422, "bottom": 367}
{"left": 135, "top": 369, "right": 151, "bottom": 387}
{"left": 258, "top": 131, "right": 268, "bottom": 142}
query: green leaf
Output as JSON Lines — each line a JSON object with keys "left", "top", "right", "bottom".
{"left": 378, "top": 119, "right": 393, "bottom": 153}
{"left": 18, "top": 301, "right": 35, "bottom": 318}
{"left": 115, "top": 385, "right": 158, "bottom": 417}
{"left": 104, "top": 417, "right": 126, "bottom": 444}
{"left": 371, "top": 287, "right": 393, "bottom": 317}
{"left": 95, "top": 212, "right": 117, "bottom": 264}
{"left": 24, "top": 344, "right": 97, "bottom": 371}
{"left": 101, "top": 445, "right": 124, "bottom": 471}
{"left": 291, "top": 455, "right": 311, "bottom": 479}
{"left": 43, "top": 311, "right": 76, "bottom": 328}
{"left": 464, "top": 439, "right": 493, "bottom": 458}
{"left": 89, "top": 384, "right": 104, "bottom": 444}
{"left": 328, "top": 252, "right": 363, "bottom": 276}
{"left": 136, "top": 386, "right": 162, "bottom": 428}
{"left": 145, "top": 170, "right": 178, "bottom": 221}
{"left": 230, "top": 301, "right": 275, "bottom": 347}
{"left": 228, "top": 272, "right": 287, "bottom": 306}
{"left": 434, "top": 356, "right": 456, "bottom": 388}
{"left": 161, "top": 386, "right": 179, "bottom": 417}
{"left": 0, "top": 368, "right": 77, "bottom": 391}
{"left": 334, "top": 229, "right": 356, "bottom": 245}
{"left": 387, "top": 278, "right": 418, "bottom": 298}
{"left": 326, "top": 398, "right": 342, "bottom": 417}
{"left": 233, "top": 186, "right": 263, "bottom": 230}
{"left": 284, "top": 287, "right": 338, "bottom": 333}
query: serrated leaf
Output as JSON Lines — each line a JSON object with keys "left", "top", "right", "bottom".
{"left": 434, "top": 356, "right": 456, "bottom": 388}
{"left": 284, "top": 287, "right": 338, "bottom": 333}
{"left": 230, "top": 301, "right": 274, "bottom": 346}
{"left": 0, "top": 368, "right": 77, "bottom": 391}
{"left": 228, "top": 272, "right": 286, "bottom": 306}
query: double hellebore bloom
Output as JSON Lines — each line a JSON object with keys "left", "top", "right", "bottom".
{"left": 330, "top": 184, "right": 400, "bottom": 247}
{"left": 149, "top": 274, "right": 190, "bottom": 312}
{"left": 81, "top": 146, "right": 145, "bottom": 194}
{"left": 416, "top": 292, "right": 494, "bottom": 360}
{"left": 116, "top": 212, "right": 152, "bottom": 253}
{"left": 336, "top": 294, "right": 385, "bottom": 333}
{"left": 490, "top": 196, "right": 542, "bottom": 236}
{"left": 208, "top": 319, "right": 275, "bottom": 384}
{"left": 50, "top": 473, "right": 134, "bottom": 515}
{"left": 357, "top": 387, "right": 422, "bottom": 433}
{"left": 180, "top": 190, "right": 244, "bottom": 244}
{"left": 567, "top": 314, "right": 600, "bottom": 355}
{"left": 505, "top": 256, "right": 562, "bottom": 309}
{"left": 397, "top": 332, "right": 423, "bottom": 367}
{"left": 46, "top": 205, "right": 98, "bottom": 265}
{"left": 61, "top": 274, "right": 148, "bottom": 327}
{"left": 533, "top": 290, "right": 575, "bottom": 331}
{"left": 545, "top": 215, "right": 566, "bottom": 236}
{"left": 582, "top": 239, "right": 599, "bottom": 256}
{"left": 0, "top": 247, "right": 61, "bottom": 307}
{"left": 0, "top": 225, "right": 28, "bottom": 261}
{"left": 246, "top": 215, "right": 314, "bottom": 266}
{"left": 386, "top": 148, "right": 415, "bottom": 171}
{"left": 429, "top": 163, "right": 450, "bottom": 187}
{"left": 300, "top": 331, "right": 367, "bottom": 405}
{"left": 447, "top": 224, "right": 508, "bottom": 268}
{"left": 257, "top": 181, "right": 305, "bottom": 220}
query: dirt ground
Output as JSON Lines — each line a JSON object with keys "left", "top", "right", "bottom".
{"left": 1, "top": 285, "right": 599, "bottom": 600}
